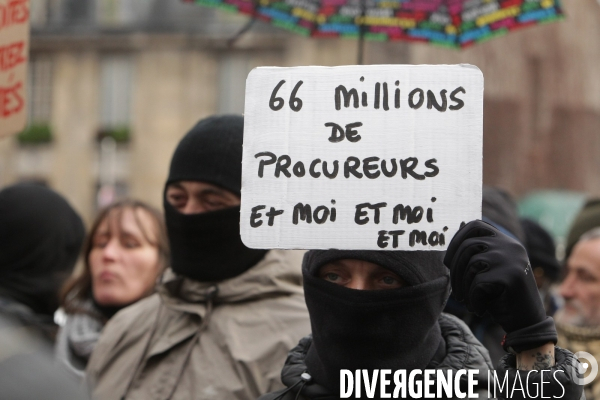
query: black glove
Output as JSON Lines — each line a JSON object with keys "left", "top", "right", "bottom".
{"left": 444, "top": 220, "right": 557, "bottom": 353}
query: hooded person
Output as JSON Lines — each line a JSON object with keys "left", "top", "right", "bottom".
{"left": 259, "top": 249, "right": 494, "bottom": 400}
{"left": 0, "top": 183, "right": 85, "bottom": 342}
{"left": 261, "top": 221, "right": 584, "bottom": 400}
{"left": 0, "top": 183, "right": 88, "bottom": 399}
{"left": 86, "top": 115, "right": 311, "bottom": 400}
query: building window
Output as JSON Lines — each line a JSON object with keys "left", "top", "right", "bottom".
{"left": 28, "top": 57, "right": 53, "bottom": 126}
{"left": 29, "top": 0, "right": 50, "bottom": 28}
{"left": 18, "top": 56, "right": 54, "bottom": 144}
{"left": 218, "top": 53, "right": 252, "bottom": 114}
{"left": 96, "top": 55, "right": 133, "bottom": 208}
{"left": 96, "top": 0, "right": 153, "bottom": 27}
{"left": 100, "top": 55, "right": 133, "bottom": 131}
{"left": 14, "top": 57, "right": 54, "bottom": 183}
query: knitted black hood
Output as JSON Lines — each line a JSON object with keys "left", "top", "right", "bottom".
{"left": 301, "top": 249, "right": 451, "bottom": 396}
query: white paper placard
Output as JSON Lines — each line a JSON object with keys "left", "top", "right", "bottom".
{"left": 241, "top": 64, "right": 483, "bottom": 250}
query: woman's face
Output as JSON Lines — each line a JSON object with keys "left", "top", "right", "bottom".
{"left": 319, "top": 259, "right": 406, "bottom": 290}
{"left": 90, "top": 207, "right": 161, "bottom": 307}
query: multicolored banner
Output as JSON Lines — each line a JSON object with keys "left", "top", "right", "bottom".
{"left": 186, "top": 0, "right": 564, "bottom": 48}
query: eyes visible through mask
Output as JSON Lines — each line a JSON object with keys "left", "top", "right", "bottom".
{"left": 318, "top": 259, "right": 406, "bottom": 290}
{"left": 165, "top": 181, "right": 240, "bottom": 215}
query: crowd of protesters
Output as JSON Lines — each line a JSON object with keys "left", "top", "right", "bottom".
{"left": 1, "top": 114, "right": 599, "bottom": 399}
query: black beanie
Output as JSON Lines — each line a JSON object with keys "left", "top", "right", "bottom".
{"left": 521, "top": 218, "right": 561, "bottom": 282}
{"left": 0, "top": 183, "right": 85, "bottom": 316}
{"left": 163, "top": 114, "right": 268, "bottom": 282}
{"left": 302, "top": 250, "right": 450, "bottom": 396}
{"left": 566, "top": 199, "right": 600, "bottom": 258}
{"left": 167, "top": 114, "right": 244, "bottom": 196}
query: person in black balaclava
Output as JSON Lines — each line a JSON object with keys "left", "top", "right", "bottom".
{"left": 260, "top": 249, "right": 493, "bottom": 400}
{"left": 302, "top": 251, "right": 453, "bottom": 391}
{"left": 162, "top": 114, "right": 267, "bottom": 281}
{"left": 260, "top": 222, "right": 584, "bottom": 400}
{"left": 0, "top": 183, "right": 84, "bottom": 342}
{"left": 86, "top": 115, "right": 311, "bottom": 400}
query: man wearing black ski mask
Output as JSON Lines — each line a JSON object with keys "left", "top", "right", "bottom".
{"left": 87, "top": 115, "right": 311, "bottom": 400}
{"left": 260, "top": 221, "right": 583, "bottom": 400}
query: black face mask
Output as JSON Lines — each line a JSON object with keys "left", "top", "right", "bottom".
{"left": 164, "top": 201, "right": 267, "bottom": 282}
{"left": 302, "top": 250, "right": 450, "bottom": 397}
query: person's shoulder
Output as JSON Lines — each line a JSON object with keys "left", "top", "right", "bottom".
{"left": 213, "top": 288, "right": 310, "bottom": 337}
{"left": 227, "top": 249, "right": 306, "bottom": 297}
{"left": 439, "top": 312, "right": 483, "bottom": 345}
{"left": 86, "top": 294, "right": 164, "bottom": 378}
{"left": 438, "top": 312, "right": 494, "bottom": 370}
{"left": 107, "top": 293, "right": 162, "bottom": 331}
{"left": 91, "top": 294, "right": 162, "bottom": 355}
{"left": 261, "top": 249, "right": 306, "bottom": 270}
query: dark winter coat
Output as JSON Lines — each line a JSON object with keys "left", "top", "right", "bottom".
{"left": 260, "top": 314, "right": 585, "bottom": 400}
{"left": 259, "top": 313, "right": 493, "bottom": 400}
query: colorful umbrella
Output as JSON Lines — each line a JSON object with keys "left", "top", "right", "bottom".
{"left": 186, "top": 0, "right": 563, "bottom": 59}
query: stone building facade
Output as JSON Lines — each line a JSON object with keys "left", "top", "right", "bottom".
{"left": 0, "top": 0, "right": 597, "bottom": 222}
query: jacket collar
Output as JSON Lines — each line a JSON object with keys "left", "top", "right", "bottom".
{"left": 157, "top": 249, "right": 305, "bottom": 316}
{"left": 277, "top": 313, "right": 493, "bottom": 399}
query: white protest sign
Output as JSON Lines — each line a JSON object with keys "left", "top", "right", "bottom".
{"left": 0, "top": 0, "right": 29, "bottom": 138}
{"left": 241, "top": 64, "right": 483, "bottom": 250}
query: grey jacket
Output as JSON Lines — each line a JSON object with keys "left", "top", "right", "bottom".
{"left": 86, "top": 250, "right": 311, "bottom": 400}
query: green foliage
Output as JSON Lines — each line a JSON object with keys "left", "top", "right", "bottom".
{"left": 98, "top": 126, "right": 131, "bottom": 143}
{"left": 17, "top": 124, "right": 53, "bottom": 144}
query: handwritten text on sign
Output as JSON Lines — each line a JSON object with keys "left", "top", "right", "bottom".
{"left": 241, "top": 65, "right": 483, "bottom": 250}
{"left": 0, "top": 0, "right": 29, "bottom": 138}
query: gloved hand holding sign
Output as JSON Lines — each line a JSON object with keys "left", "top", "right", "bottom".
{"left": 443, "top": 220, "right": 557, "bottom": 354}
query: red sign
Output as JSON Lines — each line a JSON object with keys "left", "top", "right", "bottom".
{"left": 0, "top": 0, "right": 28, "bottom": 138}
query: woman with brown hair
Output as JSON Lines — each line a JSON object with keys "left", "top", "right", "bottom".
{"left": 56, "top": 199, "right": 169, "bottom": 377}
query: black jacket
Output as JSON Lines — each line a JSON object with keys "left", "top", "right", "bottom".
{"left": 259, "top": 313, "right": 493, "bottom": 400}
{"left": 260, "top": 313, "right": 585, "bottom": 400}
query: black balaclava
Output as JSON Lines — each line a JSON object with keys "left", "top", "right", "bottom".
{"left": 302, "top": 250, "right": 451, "bottom": 396}
{"left": 164, "top": 115, "right": 267, "bottom": 282}
{"left": 0, "top": 183, "right": 85, "bottom": 316}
